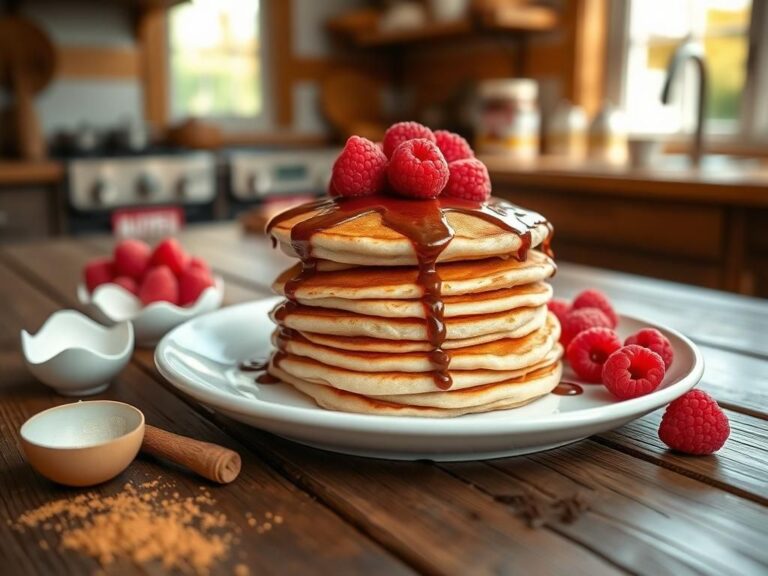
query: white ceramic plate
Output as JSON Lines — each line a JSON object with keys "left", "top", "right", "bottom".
{"left": 155, "top": 298, "right": 704, "bottom": 461}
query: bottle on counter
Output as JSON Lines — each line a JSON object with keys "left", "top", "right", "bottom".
{"left": 588, "top": 102, "right": 628, "bottom": 165}
{"left": 546, "top": 100, "right": 588, "bottom": 160}
{"left": 475, "top": 79, "right": 540, "bottom": 159}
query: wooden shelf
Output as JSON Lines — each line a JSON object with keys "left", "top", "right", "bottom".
{"left": 347, "top": 6, "right": 558, "bottom": 48}
{"left": 0, "top": 162, "right": 64, "bottom": 186}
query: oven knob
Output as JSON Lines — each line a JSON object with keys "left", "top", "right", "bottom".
{"left": 136, "top": 173, "right": 160, "bottom": 198}
{"left": 91, "top": 179, "right": 117, "bottom": 206}
{"left": 246, "top": 173, "right": 259, "bottom": 196}
{"left": 176, "top": 176, "right": 190, "bottom": 199}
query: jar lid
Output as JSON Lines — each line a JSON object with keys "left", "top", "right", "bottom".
{"left": 478, "top": 79, "right": 538, "bottom": 101}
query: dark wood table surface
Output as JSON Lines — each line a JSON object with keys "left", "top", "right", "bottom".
{"left": 1, "top": 223, "right": 766, "bottom": 576}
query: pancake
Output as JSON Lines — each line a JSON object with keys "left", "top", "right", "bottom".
{"left": 271, "top": 303, "right": 547, "bottom": 341}
{"left": 271, "top": 208, "right": 551, "bottom": 267}
{"left": 273, "top": 250, "right": 555, "bottom": 300}
{"left": 269, "top": 346, "right": 563, "bottom": 395}
{"left": 270, "top": 363, "right": 561, "bottom": 417}
{"left": 275, "top": 313, "right": 560, "bottom": 372}
{"left": 282, "top": 283, "right": 552, "bottom": 319}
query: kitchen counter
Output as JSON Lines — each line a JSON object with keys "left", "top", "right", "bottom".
{"left": 0, "top": 161, "right": 64, "bottom": 186}
{"left": 484, "top": 155, "right": 768, "bottom": 207}
{"left": 1, "top": 223, "right": 766, "bottom": 575}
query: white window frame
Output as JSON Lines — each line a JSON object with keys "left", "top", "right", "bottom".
{"left": 605, "top": 0, "right": 768, "bottom": 143}
{"left": 166, "top": 0, "right": 274, "bottom": 132}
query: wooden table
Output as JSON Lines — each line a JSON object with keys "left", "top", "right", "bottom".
{"left": 1, "top": 223, "right": 766, "bottom": 575}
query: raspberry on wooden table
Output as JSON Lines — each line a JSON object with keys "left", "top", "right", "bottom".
{"left": 382, "top": 121, "right": 435, "bottom": 158}
{"left": 658, "top": 390, "right": 730, "bottom": 455}
{"left": 113, "top": 239, "right": 151, "bottom": 281}
{"left": 625, "top": 328, "right": 674, "bottom": 368}
{"left": 561, "top": 307, "right": 612, "bottom": 346}
{"left": 572, "top": 289, "right": 618, "bottom": 327}
{"left": 566, "top": 327, "right": 622, "bottom": 383}
{"left": 84, "top": 258, "right": 114, "bottom": 293}
{"left": 442, "top": 159, "right": 491, "bottom": 202}
{"left": 149, "top": 238, "right": 189, "bottom": 276}
{"left": 601, "top": 344, "right": 666, "bottom": 400}
{"left": 330, "top": 136, "right": 388, "bottom": 198}
{"left": 388, "top": 138, "right": 449, "bottom": 199}
{"left": 139, "top": 265, "right": 179, "bottom": 306}
{"left": 434, "top": 130, "right": 474, "bottom": 163}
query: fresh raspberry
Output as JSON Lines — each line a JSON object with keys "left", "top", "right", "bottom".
{"left": 112, "top": 275, "right": 138, "bottom": 294}
{"left": 149, "top": 238, "right": 189, "bottom": 276}
{"left": 388, "top": 138, "right": 449, "bottom": 199}
{"left": 572, "top": 289, "right": 618, "bottom": 327}
{"left": 330, "top": 136, "right": 388, "bottom": 198}
{"left": 382, "top": 121, "right": 435, "bottom": 158}
{"left": 566, "top": 328, "right": 622, "bottom": 383}
{"left": 625, "top": 328, "right": 674, "bottom": 368}
{"left": 187, "top": 257, "right": 211, "bottom": 275}
{"left": 178, "top": 267, "right": 215, "bottom": 306}
{"left": 113, "top": 239, "right": 151, "bottom": 280}
{"left": 434, "top": 130, "right": 474, "bottom": 163}
{"left": 84, "top": 258, "right": 114, "bottom": 293}
{"left": 602, "top": 345, "right": 666, "bottom": 400}
{"left": 658, "top": 390, "right": 730, "bottom": 455}
{"left": 442, "top": 159, "right": 491, "bottom": 201}
{"left": 561, "top": 307, "right": 612, "bottom": 346}
{"left": 138, "top": 265, "right": 179, "bottom": 306}
{"left": 547, "top": 298, "right": 571, "bottom": 326}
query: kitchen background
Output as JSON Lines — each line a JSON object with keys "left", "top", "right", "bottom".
{"left": 1, "top": 0, "right": 767, "bottom": 296}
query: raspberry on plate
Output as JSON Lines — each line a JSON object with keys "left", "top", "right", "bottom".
{"left": 434, "top": 130, "right": 474, "bottom": 163}
{"left": 139, "top": 265, "right": 179, "bottom": 305}
{"left": 561, "top": 307, "right": 612, "bottom": 346}
{"left": 149, "top": 238, "right": 189, "bottom": 276}
{"left": 602, "top": 344, "right": 666, "bottom": 400}
{"left": 442, "top": 159, "right": 491, "bottom": 202}
{"left": 84, "top": 258, "right": 114, "bottom": 293}
{"left": 330, "top": 135, "right": 388, "bottom": 198}
{"left": 382, "top": 121, "right": 435, "bottom": 158}
{"left": 178, "top": 267, "right": 215, "bottom": 306}
{"left": 625, "top": 328, "right": 674, "bottom": 368}
{"left": 112, "top": 275, "right": 138, "bottom": 294}
{"left": 547, "top": 298, "right": 571, "bottom": 326}
{"left": 388, "top": 138, "right": 449, "bottom": 199}
{"left": 658, "top": 390, "right": 730, "bottom": 455}
{"left": 566, "top": 327, "right": 622, "bottom": 383}
{"left": 113, "top": 239, "right": 151, "bottom": 281}
{"left": 572, "top": 289, "right": 618, "bottom": 327}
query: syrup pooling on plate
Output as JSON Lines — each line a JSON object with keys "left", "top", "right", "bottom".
{"left": 266, "top": 195, "right": 552, "bottom": 390}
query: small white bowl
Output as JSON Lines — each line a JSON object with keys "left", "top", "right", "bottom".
{"left": 77, "top": 276, "right": 224, "bottom": 347}
{"left": 21, "top": 310, "right": 133, "bottom": 396}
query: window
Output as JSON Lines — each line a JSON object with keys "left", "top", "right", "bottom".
{"left": 169, "top": 0, "right": 262, "bottom": 120}
{"left": 611, "top": 0, "right": 759, "bottom": 137}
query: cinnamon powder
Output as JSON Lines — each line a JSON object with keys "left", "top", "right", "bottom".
{"left": 14, "top": 479, "right": 282, "bottom": 575}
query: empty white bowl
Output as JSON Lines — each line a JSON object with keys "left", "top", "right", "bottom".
{"left": 77, "top": 276, "right": 224, "bottom": 347}
{"left": 21, "top": 310, "right": 133, "bottom": 396}
{"left": 20, "top": 400, "right": 145, "bottom": 486}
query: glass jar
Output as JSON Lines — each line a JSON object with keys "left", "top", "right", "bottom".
{"left": 476, "top": 79, "right": 540, "bottom": 159}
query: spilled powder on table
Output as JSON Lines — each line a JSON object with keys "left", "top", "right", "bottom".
{"left": 14, "top": 479, "right": 284, "bottom": 575}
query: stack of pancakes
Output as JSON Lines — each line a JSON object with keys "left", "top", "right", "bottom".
{"left": 267, "top": 205, "right": 562, "bottom": 417}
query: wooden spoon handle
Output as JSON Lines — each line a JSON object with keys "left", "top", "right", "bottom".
{"left": 141, "top": 425, "right": 241, "bottom": 484}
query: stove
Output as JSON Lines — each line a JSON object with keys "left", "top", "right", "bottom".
{"left": 65, "top": 151, "right": 219, "bottom": 235}
{"left": 225, "top": 148, "right": 338, "bottom": 216}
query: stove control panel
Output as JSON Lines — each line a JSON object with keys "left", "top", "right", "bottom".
{"left": 69, "top": 153, "right": 217, "bottom": 210}
{"left": 228, "top": 149, "right": 338, "bottom": 200}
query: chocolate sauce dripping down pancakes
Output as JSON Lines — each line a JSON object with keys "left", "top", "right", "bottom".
{"left": 267, "top": 196, "right": 552, "bottom": 391}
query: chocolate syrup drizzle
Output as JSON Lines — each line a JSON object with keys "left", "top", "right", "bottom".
{"left": 267, "top": 195, "right": 552, "bottom": 390}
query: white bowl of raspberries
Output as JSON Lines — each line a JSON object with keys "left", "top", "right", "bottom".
{"left": 77, "top": 237, "right": 224, "bottom": 347}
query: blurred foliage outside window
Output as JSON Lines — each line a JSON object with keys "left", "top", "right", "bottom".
{"left": 169, "top": 0, "right": 261, "bottom": 119}
{"left": 624, "top": 0, "right": 751, "bottom": 135}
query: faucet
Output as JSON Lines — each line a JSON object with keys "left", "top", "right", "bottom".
{"left": 660, "top": 36, "right": 708, "bottom": 167}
